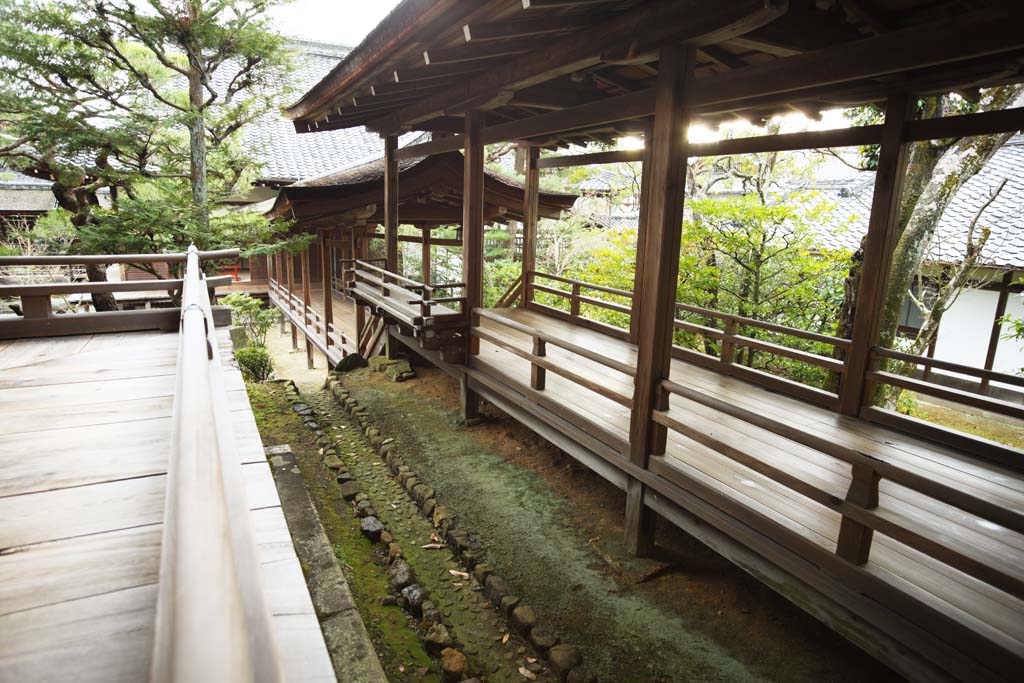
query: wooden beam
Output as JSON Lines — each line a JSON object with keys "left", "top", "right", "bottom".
{"left": 697, "top": 3, "right": 1024, "bottom": 108}
{"left": 462, "top": 15, "right": 590, "bottom": 42}
{"left": 367, "top": 0, "right": 785, "bottom": 132}
{"left": 905, "top": 106, "right": 1024, "bottom": 142}
{"left": 626, "top": 45, "right": 695, "bottom": 556}
{"left": 320, "top": 231, "right": 334, "bottom": 358}
{"left": 629, "top": 131, "right": 652, "bottom": 343}
{"left": 521, "top": 145, "right": 540, "bottom": 307}
{"left": 301, "top": 247, "right": 314, "bottom": 369}
{"left": 463, "top": 109, "right": 485, "bottom": 365}
{"left": 384, "top": 134, "right": 399, "bottom": 272}
{"left": 421, "top": 226, "right": 432, "bottom": 285}
{"left": 286, "top": 252, "right": 298, "bottom": 351}
{"left": 424, "top": 36, "right": 549, "bottom": 66}
{"left": 838, "top": 93, "right": 912, "bottom": 415}
{"left": 981, "top": 271, "right": 1015, "bottom": 393}
{"left": 394, "top": 134, "right": 464, "bottom": 160}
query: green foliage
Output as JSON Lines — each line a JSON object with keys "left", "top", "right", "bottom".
{"left": 483, "top": 258, "right": 523, "bottom": 308}
{"left": 222, "top": 292, "right": 277, "bottom": 347}
{"left": 0, "top": 0, "right": 293, "bottom": 256}
{"left": 235, "top": 345, "right": 274, "bottom": 382}
{"left": 896, "top": 390, "right": 920, "bottom": 417}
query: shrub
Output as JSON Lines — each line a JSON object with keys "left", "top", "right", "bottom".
{"left": 222, "top": 291, "right": 277, "bottom": 347}
{"left": 236, "top": 346, "right": 274, "bottom": 382}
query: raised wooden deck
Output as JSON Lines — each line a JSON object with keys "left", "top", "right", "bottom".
{"left": 425, "top": 306, "right": 1022, "bottom": 682}
{"left": 0, "top": 328, "right": 334, "bottom": 681}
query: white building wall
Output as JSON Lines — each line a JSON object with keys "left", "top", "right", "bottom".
{"left": 931, "top": 288, "right": 1024, "bottom": 388}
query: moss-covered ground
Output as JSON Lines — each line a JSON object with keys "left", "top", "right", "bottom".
{"left": 334, "top": 365, "right": 901, "bottom": 683}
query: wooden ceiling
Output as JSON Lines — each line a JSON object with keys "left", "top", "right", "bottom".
{"left": 286, "top": 0, "right": 1024, "bottom": 147}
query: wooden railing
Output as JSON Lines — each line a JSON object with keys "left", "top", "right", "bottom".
{"left": 523, "top": 270, "right": 850, "bottom": 407}
{"left": 0, "top": 250, "right": 235, "bottom": 339}
{"left": 672, "top": 302, "right": 850, "bottom": 410}
{"left": 152, "top": 245, "right": 282, "bottom": 682}
{"left": 862, "top": 347, "right": 1024, "bottom": 465}
{"left": 525, "top": 270, "right": 633, "bottom": 340}
{"left": 347, "top": 261, "right": 468, "bottom": 350}
{"left": 653, "top": 376, "right": 1024, "bottom": 599}
{"left": 472, "top": 307, "right": 636, "bottom": 408}
{"left": 267, "top": 276, "right": 358, "bottom": 361}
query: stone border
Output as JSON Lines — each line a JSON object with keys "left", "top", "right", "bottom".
{"left": 321, "top": 373, "right": 597, "bottom": 683}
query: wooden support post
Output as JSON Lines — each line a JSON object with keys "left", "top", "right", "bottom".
{"left": 320, "top": 231, "right": 333, "bottom": 361}
{"left": 531, "top": 337, "right": 547, "bottom": 390}
{"left": 836, "top": 462, "right": 881, "bottom": 565}
{"left": 20, "top": 295, "right": 52, "bottom": 319}
{"left": 839, "top": 93, "right": 913, "bottom": 415}
{"left": 384, "top": 134, "right": 399, "bottom": 275}
{"left": 721, "top": 316, "right": 737, "bottom": 366}
{"left": 422, "top": 226, "right": 432, "bottom": 285}
{"left": 287, "top": 252, "right": 298, "bottom": 350}
{"left": 981, "top": 270, "right": 1014, "bottom": 393}
{"left": 460, "top": 110, "right": 486, "bottom": 421}
{"left": 625, "top": 45, "right": 695, "bottom": 557}
{"left": 275, "top": 252, "right": 286, "bottom": 334}
{"left": 570, "top": 282, "right": 581, "bottom": 319}
{"left": 302, "top": 247, "right": 314, "bottom": 369}
{"left": 629, "top": 125, "right": 653, "bottom": 344}
{"left": 521, "top": 145, "right": 539, "bottom": 308}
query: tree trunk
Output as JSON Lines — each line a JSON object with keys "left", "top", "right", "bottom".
{"left": 186, "top": 0, "right": 210, "bottom": 232}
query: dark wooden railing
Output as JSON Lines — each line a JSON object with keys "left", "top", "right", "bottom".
{"left": 473, "top": 307, "right": 636, "bottom": 409}
{"left": 654, "top": 376, "right": 1024, "bottom": 599}
{"left": 267, "top": 276, "right": 358, "bottom": 360}
{"left": 525, "top": 270, "right": 633, "bottom": 339}
{"left": 153, "top": 245, "right": 282, "bottom": 681}
{"left": 0, "top": 250, "right": 235, "bottom": 339}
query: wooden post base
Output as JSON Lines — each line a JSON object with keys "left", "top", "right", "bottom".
{"left": 460, "top": 373, "right": 480, "bottom": 423}
{"left": 624, "top": 478, "right": 657, "bottom": 557}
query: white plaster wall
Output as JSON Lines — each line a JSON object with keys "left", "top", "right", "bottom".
{"left": 931, "top": 288, "right": 1024, "bottom": 387}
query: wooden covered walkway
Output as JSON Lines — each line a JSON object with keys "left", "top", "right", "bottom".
{"left": 0, "top": 249, "right": 333, "bottom": 681}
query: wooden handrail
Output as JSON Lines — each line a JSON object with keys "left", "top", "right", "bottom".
{"left": 152, "top": 245, "right": 282, "bottom": 683}
{"left": 474, "top": 307, "right": 636, "bottom": 377}
{"left": 0, "top": 248, "right": 240, "bottom": 266}
{"left": 872, "top": 346, "right": 1024, "bottom": 389}
{"left": 656, "top": 376, "right": 1024, "bottom": 598}
{"left": 0, "top": 275, "right": 232, "bottom": 297}
{"left": 658, "top": 377, "right": 1024, "bottom": 534}
{"left": 675, "top": 302, "right": 851, "bottom": 349}
{"left": 531, "top": 270, "right": 633, "bottom": 299}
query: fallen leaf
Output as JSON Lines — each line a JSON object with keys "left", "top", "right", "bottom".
{"left": 518, "top": 666, "right": 537, "bottom": 680}
{"left": 421, "top": 543, "right": 446, "bottom": 550}
{"left": 526, "top": 657, "right": 537, "bottom": 663}
{"left": 502, "top": 633, "right": 510, "bottom": 644}
{"left": 448, "top": 569, "right": 469, "bottom": 579}
{"left": 398, "top": 665, "right": 405, "bottom": 673}
{"left": 452, "top": 582, "right": 463, "bottom": 589}
{"left": 431, "top": 533, "right": 441, "bottom": 543}
{"left": 318, "top": 448, "right": 324, "bottom": 455}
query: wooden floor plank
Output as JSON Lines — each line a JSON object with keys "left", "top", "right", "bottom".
{"left": 0, "top": 583, "right": 156, "bottom": 682}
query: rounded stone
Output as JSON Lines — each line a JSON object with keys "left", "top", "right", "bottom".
{"left": 422, "top": 498, "right": 436, "bottom": 517}
{"left": 548, "top": 644, "right": 581, "bottom": 676}
{"left": 566, "top": 666, "right": 597, "bottom": 683}
{"left": 338, "top": 481, "right": 360, "bottom": 500}
{"left": 499, "top": 595, "right": 520, "bottom": 617}
{"left": 401, "top": 583, "right": 426, "bottom": 612}
{"left": 512, "top": 604, "right": 537, "bottom": 633}
{"left": 380, "top": 530, "right": 393, "bottom": 544}
{"left": 530, "top": 626, "right": 558, "bottom": 653}
{"left": 388, "top": 559, "right": 415, "bottom": 589}
{"left": 359, "top": 516, "right": 384, "bottom": 541}
{"left": 423, "top": 623, "right": 452, "bottom": 654}
{"left": 440, "top": 648, "right": 467, "bottom": 683}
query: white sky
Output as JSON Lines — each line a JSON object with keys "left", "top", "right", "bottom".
{"left": 269, "top": 0, "right": 402, "bottom": 47}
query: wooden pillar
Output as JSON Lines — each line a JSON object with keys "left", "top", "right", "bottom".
{"left": 981, "top": 270, "right": 1015, "bottom": 393}
{"left": 838, "top": 93, "right": 913, "bottom": 415}
{"left": 461, "top": 109, "right": 486, "bottom": 421}
{"left": 275, "top": 252, "right": 286, "bottom": 334}
{"left": 625, "top": 45, "right": 695, "bottom": 557}
{"left": 301, "top": 247, "right": 314, "bottom": 369}
{"left": 286, "top": 252, "right": 298, "bottom": 350}
{"left": 320, "top": 231, "right": 334, "bottom": 362}
{"left": 630, "top": 126, "right": 654, "bottom": 343}
{"left": 421, "top": 226, "right": 432, "bottom": 284}
{"left": 384, "top": 134, "right": 399, "bottom": 274}
{"left": 521, "top": 145, "right": 539, "bottom": 307}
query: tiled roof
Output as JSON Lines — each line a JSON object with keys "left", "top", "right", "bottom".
{"left": 811, "top": 136, "right": 1024, "bottom": 269}
{"left": 244, "top": 40, "right": 386, "bottom": 184}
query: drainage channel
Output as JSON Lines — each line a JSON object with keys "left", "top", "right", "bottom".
{"left": 249, "top": 379, "right": 580, "bottom": 682}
